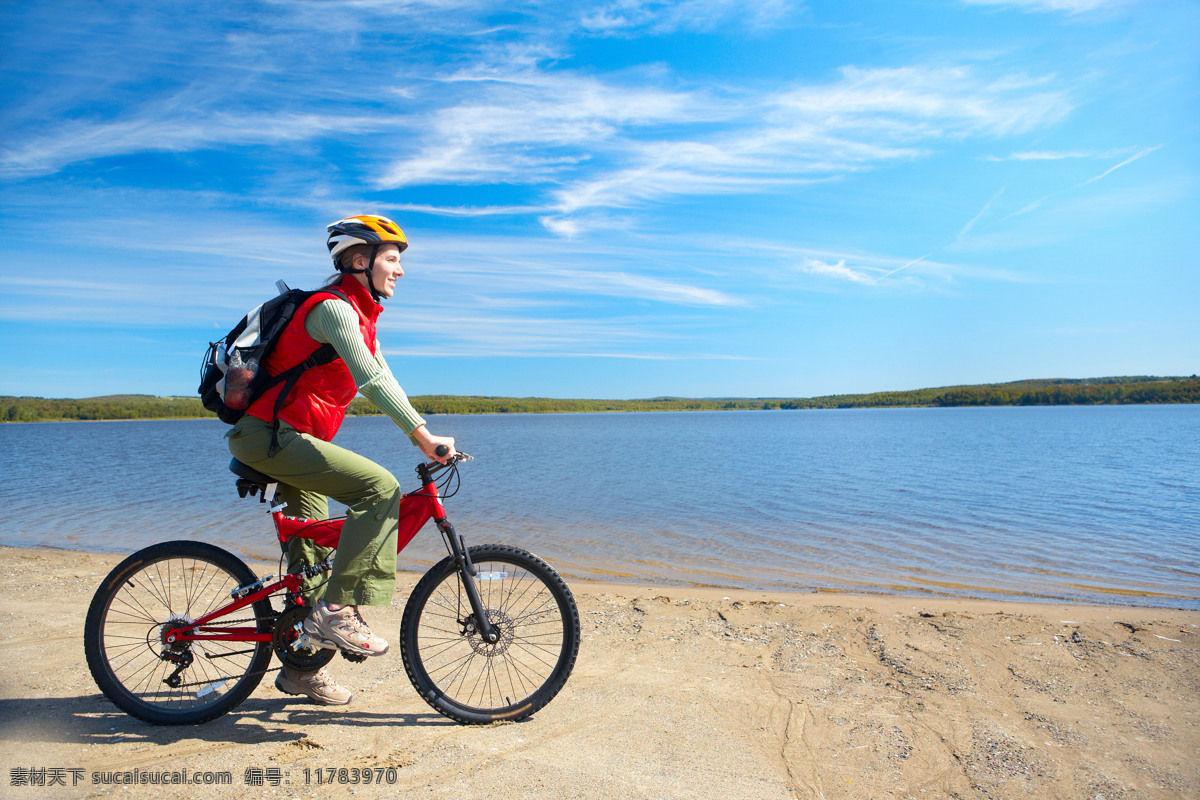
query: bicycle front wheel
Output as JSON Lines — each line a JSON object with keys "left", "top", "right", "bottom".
{"left": 84, "top": 541, "right": 274, "bottom": 725}
{"left": 401, "top": 545, "right": 580, "bottom": 724}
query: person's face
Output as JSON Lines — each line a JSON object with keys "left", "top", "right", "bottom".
{"left": 353, "top": 243, "right": 404, "bottom": 298}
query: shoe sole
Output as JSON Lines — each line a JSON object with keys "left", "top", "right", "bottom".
{"left": 298, "top": 628, "right": 389, "bottom": 657}
{"left": 275, "top": 677, "right": 353, "bottom": 706}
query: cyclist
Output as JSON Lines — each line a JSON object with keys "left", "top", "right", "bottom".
{"left": 226, "top": 215, "right": 455, "bottom": 705}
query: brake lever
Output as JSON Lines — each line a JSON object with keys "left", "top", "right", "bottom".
{"left": 424, "top": 451, "right": 473, "bottom": 472}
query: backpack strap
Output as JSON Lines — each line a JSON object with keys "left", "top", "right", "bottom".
{"left": 266, "top": 287, "right": 351, "bottom": 456}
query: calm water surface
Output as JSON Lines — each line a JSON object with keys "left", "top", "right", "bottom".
{"left": 1, "top": 406, "right": 1196, "bottom": 608}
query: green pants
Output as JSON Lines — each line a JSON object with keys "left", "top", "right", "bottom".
{"left": 227, "top": 416, "right": 401, "bottom": 607}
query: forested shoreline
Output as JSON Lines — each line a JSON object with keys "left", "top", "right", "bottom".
{"left": 3, "top": 376, "right": 1197, "bottom": 423}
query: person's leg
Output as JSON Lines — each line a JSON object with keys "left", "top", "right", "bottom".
{"left": 231, "top": 425, "right": 337, "bottom": 604}
{"left": 270, "top": 494, "right": 354, "bottom": 706}
{"left": 228, "top": 416, "right": 399, "bottom": 656}
{"left": 229, "top": 416, "right": 402, "bottom": 606}
{"left": 272, "top": 483, "right": 334, "bottom": 605}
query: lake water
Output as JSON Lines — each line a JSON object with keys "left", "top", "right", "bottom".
{"left": 1, "top": 406, "right": 1197, "bottom": 609}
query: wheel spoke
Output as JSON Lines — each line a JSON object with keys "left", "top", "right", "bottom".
{"left": 86, "top": 544, "right": 273, "bottom": 724}
{"left": 403, "top": 547, "right": 579, "bottom": 722}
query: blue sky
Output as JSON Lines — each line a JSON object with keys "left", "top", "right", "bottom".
{"left": 1, "top": 0, "right": 1196, "bottom": 400}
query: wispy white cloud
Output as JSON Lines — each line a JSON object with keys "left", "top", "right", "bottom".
{"left": 386, "top": 346, "right": 758, "bottom": 360}
{"left": 725, "top": 236, "right": 1027, "bottom": 287}
{"left": 802, "top": 258, "right": 877, "bottom": 285}
{"left": 548, "top": 165, "right": 822, "bottom": 218}
{"left": 771, "top": 66, "right": 1069, "bottom": 138}
{"left": 1078, "top": 144, "right": 1163, "bottom": 186}
{"left": 878, "top": 253, "right": 933, "bottom": 281}
{"left": 389, "top": 202, "right": 547, "bottom": 217}
{"left": 415, "top": 258, "right": 744, "bottom": 308}
{"left": 798, "top": 253, "right": 945, "bottom": 286}
{"left": 377, "top": 62, "right": 1072, "bottom": 234}
{"left": 1, "top": 0, "right": 1194, "bottom": 399}
{"left": 376, "top": 298, "right": 763, "bottom": 359}
{"left": 588, "top": 271, "right": 743, "bottom": 306}
{"left": 983, "top": 148, "right": 1133, "bottom": 161}
{"left": 1001, "top": 144, "right": 1164, "bottom": 221}
{"left": 0, "top": 256, "right": 739, "bottom": 358}
{"left": 411, "top": 233, "right": 747, "bottom": 307}
{"left": 380, "top": 309, "right": 659, "bottom": 352}
{"left": 957, "top": 187, "right": 1006, "bottom": 242}
{"left": 0, "top": 199, "right": 746, "bottom": 335}
{"left": 986, "top": 150, "right": 1083, "bottom": 161}
{"left": 538, "top": 216, "right": 585, "bottom": 238}
{"left": 579, "top": 0, "right": 798, "bottom": 35}
{"left": 961, "top": 0, "right": 1128, "bottom": 13}
{"left": 2, "top": 0, "right": 1077, "bottom": 239}
{"left": 0, "top": 108, "right": 395, "bottom": 179}
{"left": 376, "top": 66, "right": 707, "bottom": 189}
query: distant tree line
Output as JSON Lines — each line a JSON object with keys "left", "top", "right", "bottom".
{"left": 790, "top": 376, "right": 1200, "bottom": 409}
{"left": 4, "top": 376, "right": 1197, "bottom": 423}
{"left": 2, "top": 395, "right": 213, "bottom": 423}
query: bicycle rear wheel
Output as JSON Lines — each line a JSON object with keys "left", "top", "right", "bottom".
{"left": 401, "top": 545, "right": 580, "bottom": 724}
{"left": 84, "top": 541, "right": 274, "bottom": 725}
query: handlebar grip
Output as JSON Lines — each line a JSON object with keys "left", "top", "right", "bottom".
{"left": 435, "top": 444, "right": 449, "bottom": 457}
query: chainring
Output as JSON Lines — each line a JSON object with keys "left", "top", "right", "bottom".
{"left": 271, "top": 604, "right": 335, "bottom": 672}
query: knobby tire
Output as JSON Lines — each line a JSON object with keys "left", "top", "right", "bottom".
{"left": 400, "top": 545, "right": 580, "bottom": 725}
{"left": 83, "top": 541, "right": 274, "bottom": 725}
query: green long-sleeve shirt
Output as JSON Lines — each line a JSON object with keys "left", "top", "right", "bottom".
{"left": 304, "top": 298, "right": 426, "bottom": 443}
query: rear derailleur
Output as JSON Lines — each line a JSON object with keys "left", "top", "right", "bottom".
{"left": 161, "top": 649, "right": 194, "bottom": 688}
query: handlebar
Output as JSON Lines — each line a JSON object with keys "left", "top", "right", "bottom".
{"left": 417, "top": 447, "right": 472, "bottom": 483}
{"left": 433, "top": 444, "right": 472, "bottom": 463}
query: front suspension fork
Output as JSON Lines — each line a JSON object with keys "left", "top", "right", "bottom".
{"left": 436, "top": 517, "right": 499, "bottom": 644}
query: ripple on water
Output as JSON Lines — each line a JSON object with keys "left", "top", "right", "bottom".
{"left": 1, "top": 405, "right": 1197, "bottom": 608}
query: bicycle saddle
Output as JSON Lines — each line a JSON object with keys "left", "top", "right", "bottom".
{"left": 229, "top": 458, "right": 276, "bottom": 499}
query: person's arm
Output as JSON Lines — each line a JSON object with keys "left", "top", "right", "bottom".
{"left": 305, "top": 299, "right": 453, "bottom": 458}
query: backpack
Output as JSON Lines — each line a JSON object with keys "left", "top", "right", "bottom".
{"left": 199, "top": 281, "right": 349, "bottom": 427}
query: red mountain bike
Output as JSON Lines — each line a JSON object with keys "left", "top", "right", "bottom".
{"left": 83, "top": 449, "right": 580, "bottom": 726}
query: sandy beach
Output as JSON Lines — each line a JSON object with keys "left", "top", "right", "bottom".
{"left": 0, "top": 544, "right": 1196, "bottom": 800}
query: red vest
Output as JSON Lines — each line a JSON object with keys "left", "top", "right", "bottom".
{"left": 246, "top": 275, "right": 381, "bottom": 442}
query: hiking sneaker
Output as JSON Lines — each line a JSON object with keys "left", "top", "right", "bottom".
{"left": 275, "top": 666, "right": 353, "bottom": 706}
{"left": 301, "top": 600, "right": 390, "bottom": 656}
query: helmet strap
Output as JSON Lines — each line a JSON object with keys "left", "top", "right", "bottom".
{"left": 364, "top": 243, "right": 382, "bottom": 303}
{"left": 340, "top": 243, "right": 384, "bottom": 303}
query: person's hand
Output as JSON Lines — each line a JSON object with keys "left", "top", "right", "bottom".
{"left": 412, "top": 425, "right": 456, "bottom": 463}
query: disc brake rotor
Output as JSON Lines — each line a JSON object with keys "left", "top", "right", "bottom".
{"left": 466, "top": 610, "right": 515, "bottom": 656}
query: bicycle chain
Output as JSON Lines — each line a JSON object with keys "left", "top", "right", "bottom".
{"left": 166, "top": 664, "right": 282, "bottom": 691}
{"left": 159, "top": 615, "right": 282, "bottom": 690}
{"left": 207, "top": 616, "right": 267, "bottom": 627}
{"left": 160, "top": 607, "right": 373, "bottom": 691}
{"left": 165, "top": 645, "right": 367, "bottom": 690}
{"left": 165, "top": 648, "right": 365, "bottom": 690}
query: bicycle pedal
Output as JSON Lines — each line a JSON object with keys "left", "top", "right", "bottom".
{"left": 291, "top": 632, "right": 335, "bottom": 652}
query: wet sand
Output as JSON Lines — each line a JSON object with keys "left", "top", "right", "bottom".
{"left": 0, "top": 545, "right": 1196, "bottom": 799}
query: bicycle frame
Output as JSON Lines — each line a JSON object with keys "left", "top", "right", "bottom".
{"left": 162, "top": 458, "right": 499, "bottom": 647}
